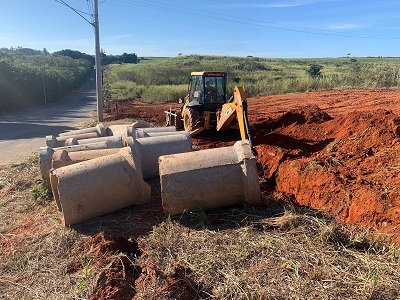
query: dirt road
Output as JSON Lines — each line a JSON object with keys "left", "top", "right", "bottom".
{"left": 0, "top": 74, "right": 97, "bottom": 165}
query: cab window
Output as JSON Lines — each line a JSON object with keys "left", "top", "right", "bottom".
{"left": 189, "top": 76, "right": 204, "bottom": 103}
{"left": 204, "top": 76, "right": 226, "bottom": 103}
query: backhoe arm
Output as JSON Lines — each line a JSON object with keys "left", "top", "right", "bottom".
{"left": 216, "top": 86, "right": 254, "bottom": 147}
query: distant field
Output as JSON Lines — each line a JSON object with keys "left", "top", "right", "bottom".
{"left": 104, "top": 55, "right": 400, "bottom": 104}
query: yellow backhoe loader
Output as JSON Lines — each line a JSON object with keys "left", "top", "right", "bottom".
{"left": 165, "top": 71, "right": 254, "bottom": 147}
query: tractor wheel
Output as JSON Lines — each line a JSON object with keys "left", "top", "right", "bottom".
{"left": 175, "top": 110, "right": 184, "bottom": 130}
{"left": 184, "top": 107, "right": 200, "bottom": 131}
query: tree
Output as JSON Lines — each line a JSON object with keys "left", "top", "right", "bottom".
{"left": 307, "top": 63, "right": 324, "bottom": 78}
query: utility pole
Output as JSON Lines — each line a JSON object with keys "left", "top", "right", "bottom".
{"left": 94, "top": 0, "right": 103, "bottom": 122}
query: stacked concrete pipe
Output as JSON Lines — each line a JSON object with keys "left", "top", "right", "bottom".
{"left": 39, "top": 136, "right": 125, "bottom": 183}
{"left": 49, "top": 133, "right": 192, "bottom": 183}
{"left": 58, "top": 123, "right": 106, "bottom": 137}
{"left": 106, "top": 124, "right": 135, "bottom": 139}
{"left": 159, "top": 140, "right": 261, "bottom": 215}
{"left": 51, "top": 148, "right": 120, "bottom": 176}
{"left": 135, "top": 126, "right": 177, "bottom": 138}
{"left": 50, "top": 147, "right": 151, "bottom": 226}
{"left": 126, "top": 132, "right": 192, "bottom": 179}
{"left": 39, "top": 126, "right": 182, "bottom": 183}
{"left": 46, "top": 132, "right": 100, "bottom": 148}
{"left": 64, "top": 135, "right": 124, "bottom": 147}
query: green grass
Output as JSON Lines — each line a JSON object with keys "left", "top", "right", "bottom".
{"left": 104, "top": 55, "right": 400, "bottom": 104}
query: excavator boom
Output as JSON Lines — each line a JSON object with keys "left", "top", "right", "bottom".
{"left": 216, "top": 86, "right": 253, "bottom": 147}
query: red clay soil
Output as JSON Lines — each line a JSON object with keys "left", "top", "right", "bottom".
{"left": 107, "top": 88, "right": 400, "bottom": 242}
{"left": 88, "top": 88, "right": 400, "bottom": 299}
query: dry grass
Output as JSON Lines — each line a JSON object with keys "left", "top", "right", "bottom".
{"left": 1, "top": 153, "right": 400, "bottom": 300}
{"left": 0, "top": 155, "right": 98, "bottom": 300}
{"left": 138, "top": 203, "right": 400, "bottom": 300}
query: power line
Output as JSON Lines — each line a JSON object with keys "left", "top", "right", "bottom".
{"left": 54, "top": 0, "right": 94, "bottom": 26}
{"left": 111, "top": 0, "right": 400, "bottom": 40}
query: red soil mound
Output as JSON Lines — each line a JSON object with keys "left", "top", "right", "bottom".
{"left": 109, "top": 89, "right": 400, "bottom": 242}
{"left": 94, "top": 89, "right": 400, "bottom": 299}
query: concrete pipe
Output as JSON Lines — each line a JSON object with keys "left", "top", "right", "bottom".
{"left": 58, "top": 123, "right": 106, "bottom": 137}
{"left": 135, "top": 126, "right": 177, "bottom": 138}
{"left": 126, "top": 133, "right": 192, "bottom": 180}
{"left": 106, "top": 124, "right": 135, "bottom": 139}
{"left": 52, "top": 148, "right": 120, "bottom": 171}
{"left": 64, "top": 137, "right": 78, "bottom": 146}
{"left": 144, "top": 131, "right": 190, "bottom": 138}
{"left": 159, "top": 140, "right": 261, "bottom": 216}
{"left": 39, "top": 147, "right": 55, "bottom": 183}
{"left": 40, "top": 140, "right": 125, "bottom": 183}
{"left": 50, "top": 147, "right": 151, "bottom": 226}
{"left": 50, "top": 148, "right": 121, "bottom": 211}
{"left": 73, "top": 135, "right": 124, "bottom": 148}
{"left": 46, "top": 132, "right": 100, "bottom": 148}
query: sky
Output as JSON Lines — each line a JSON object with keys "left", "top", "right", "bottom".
{"left": 1, "top": 0, "right": 400, "bottom": 58}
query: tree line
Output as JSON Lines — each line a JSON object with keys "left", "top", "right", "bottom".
{"left": 0, "top": 47, "right": 140, "bottom": 112}
{"left": 0, "top": 47, "right": 94, "bottom": 111}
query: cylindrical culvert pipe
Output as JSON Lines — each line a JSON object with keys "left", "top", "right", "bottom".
{"left": 40, "top": 139, "right": 125, "bottom": 183}
{"left": 50, "top": 147, "right": 151, "bottom": 226}
{"left": 46, "top": 132, "right": 100, "bottom": 148}
{"left": 39, "top": 146, "right": 55, "bottom": 183}
{"left": 50, "top": 148, "right": 123, "bottom": 211}
{"left": 126, "top": 133, "right": 192, "bottom": 180}
{"left": 64, "top": 138, "right": 78, "bottom": 146}
{"left": 73, "top": 135, "right": 124, "bottom": 147}
{"left": 52, "top": 148, "right": 121, "bottom": 170}
{"left": 135, "top": 126, "right": 177, "bottom": 138}
{"left": 106, "top": 124, "right": 136, "bottom": 139}
{"left": 144, "top": 131, "right": 190, "bottom": 138}
{"left": 159, "top": 140, "right": 261, "bottom": 215}
{"left": 58, "top": 123, "right": 106, "bottom": 137}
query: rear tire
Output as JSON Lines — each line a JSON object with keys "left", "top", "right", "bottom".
{"left": 184, "top": 107, "right": 200, "bottom": 131}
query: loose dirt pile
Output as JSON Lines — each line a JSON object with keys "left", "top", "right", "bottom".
{"left": 109, "top": 88, "right": 400, "bottom": 242}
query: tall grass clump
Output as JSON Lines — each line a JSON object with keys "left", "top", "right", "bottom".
{"left": 141, "top": 84, "right": 187, "bottom": 103}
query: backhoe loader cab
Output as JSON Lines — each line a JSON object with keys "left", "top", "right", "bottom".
{"left": 187, "top": 71, "right": 227, "bottom": 110}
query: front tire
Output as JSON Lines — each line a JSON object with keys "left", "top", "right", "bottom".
{"left": 183, "top": 107, "right": 200, "bottom": 131}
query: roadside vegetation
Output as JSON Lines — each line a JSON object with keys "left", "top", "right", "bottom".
{"left": 105, "top": 55, "right": 400, "bottom": 104}
{"left": 0, "top": 47, "right": 94, "bottom": 111}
